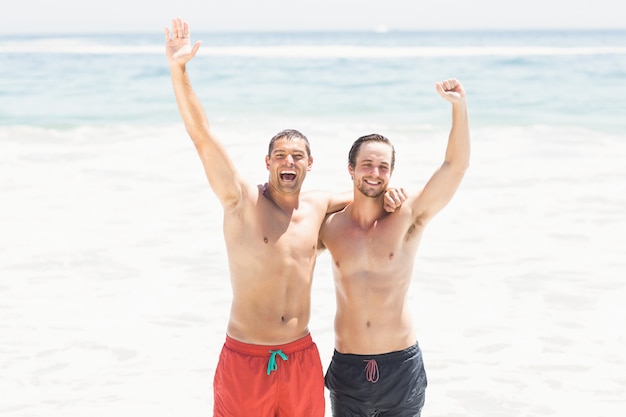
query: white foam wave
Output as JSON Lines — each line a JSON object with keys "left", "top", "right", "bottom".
{"left": 3, "top": 41, "right": 626, "bottom": 57}
{"left": 199, "top": 45, "right": 626, "bottom": 58}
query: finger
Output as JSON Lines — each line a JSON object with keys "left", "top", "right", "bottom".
{"left": 164, "top": 27, "right": 171, "bottom": 42}
{"left": 437, "top": 80, "right": 456, "bottom": 97}
{"left": 443, "top": 78, "right": 458, "bottom": 91}
{"left": 383, "top": 194, "right": 394, "bottom": 209}
{"left": 175, "top": 17, "right": 184, "bottom": 38}
{"left": 388, "top": 194, "right": 401, "bottom": 209}
{"left": 191, "top": 41, "right": 202, "bottom": 56}
{"left": 435, "top": 82, "right": 445, "bottom": 97}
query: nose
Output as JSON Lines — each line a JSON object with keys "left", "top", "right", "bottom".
{"left": 285, "top": 154, "right": 294, "bottom": 165}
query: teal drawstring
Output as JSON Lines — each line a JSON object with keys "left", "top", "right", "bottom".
{"left": 267, "top": 349, "right": 288, "bottom": 375}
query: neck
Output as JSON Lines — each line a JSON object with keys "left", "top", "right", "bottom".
{"left": 263, "top": 184, "right": 300, "bottom": 213}
{"left": 349, "top": 192, "right": 386, "bottom": 229}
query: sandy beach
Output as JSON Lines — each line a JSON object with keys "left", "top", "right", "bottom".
{"left": 1, "top": 121, "right": 625, "bottom": 416}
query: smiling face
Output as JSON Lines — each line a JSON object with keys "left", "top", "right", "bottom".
{"left": 265, "top": 137, "right": 313, "bottom": 195}
{"left": 349, "top": 140, "right": 394, "bottom": 198}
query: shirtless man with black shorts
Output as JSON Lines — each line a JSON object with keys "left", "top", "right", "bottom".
{"left": 319, "top": 79, "right": 470, "bottom": 416}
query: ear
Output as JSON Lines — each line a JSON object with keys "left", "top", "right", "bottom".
{"left": 348, "top": 163, "right": 354, "bottom": 180}
{"left": 307, "top": 155, "right": 314, "bottom": 171}
{"left": 265, "top": 155, "right": 270, "bottom": 170}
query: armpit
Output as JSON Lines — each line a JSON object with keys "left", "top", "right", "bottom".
{"left": 405, "top": 217, "right": 425, "bottom": 241}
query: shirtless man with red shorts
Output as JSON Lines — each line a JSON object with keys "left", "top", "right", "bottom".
{"left": 165, "top": 18, "right": 403, "bottom": 417}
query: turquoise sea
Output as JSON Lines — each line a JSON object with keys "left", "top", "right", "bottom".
{"left": 2, "top": 30, "right": 626, "bottom": 130}
{"left": 1, "top": 30, "right": 625, "bottom": 416}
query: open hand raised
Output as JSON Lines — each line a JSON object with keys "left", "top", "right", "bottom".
{"left": 165, "top": 18, "right": 202, "bottom": 66}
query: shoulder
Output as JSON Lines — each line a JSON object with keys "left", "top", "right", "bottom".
{"left": 302, "top": 189, "right": 330, "bottom": 199}
{"left": 301, "top": 190, "right": 334, "bottom": 208}
{"left": 223, "top": 181, "right": 262, "bottom": 214}
{"left": 320, "top": 205, "right": 349, "bottom": 232}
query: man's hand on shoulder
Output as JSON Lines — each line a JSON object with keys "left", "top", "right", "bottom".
{"left": 384, "top": 187, "right": 408, "bottom": 212}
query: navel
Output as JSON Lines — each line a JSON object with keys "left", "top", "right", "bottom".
{"left": 335, "top": 260, "right": 340, "bottom": 268}
{"left": 366, "top": 321, "right": 371, "bottom": 328}
{"left": 263, "top": 237, "right": 269, "bottom": 244}
{"left": 389, "top": 252, "right": 394, "bottom": 260}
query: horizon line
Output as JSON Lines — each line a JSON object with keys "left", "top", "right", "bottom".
{"left": 2, "top": 26, "right": 626, "bottom": 36}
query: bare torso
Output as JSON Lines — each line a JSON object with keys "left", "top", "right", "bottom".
{"left": 320, "top": 203, "right": 424, "bottom": 354}
{"left": 223, "top": 185, "right": 329, "bottom": 345}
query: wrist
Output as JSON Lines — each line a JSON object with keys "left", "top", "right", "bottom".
{"left": 452, "top": 98, "right": 468, "bottom": 110}
{"left": 168, "top": 61, "right": 187, "bottom": 74}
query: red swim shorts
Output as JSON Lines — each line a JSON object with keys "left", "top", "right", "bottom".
{"left": 213, "top": 333, "right": 325, "bottom": 417}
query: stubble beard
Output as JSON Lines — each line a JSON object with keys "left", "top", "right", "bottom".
{"left": 356, "top": 178, "right": 386, "bottom": 199}
{"left": 274, "top": 173, "right": 303, "bottom": 195}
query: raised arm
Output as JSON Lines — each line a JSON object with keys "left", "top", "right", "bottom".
{"left": 412, "top": 78, "right": 470, "bottom": 222}
{"left": 165, "top": 18, "right": 244, "bottom": 209}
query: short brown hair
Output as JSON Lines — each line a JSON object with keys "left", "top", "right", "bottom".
{"left": 268, "top": 129, "right": 311, "bottom": 157}
{"left": 348, "top": 133, "right": 395, "bottom": 170}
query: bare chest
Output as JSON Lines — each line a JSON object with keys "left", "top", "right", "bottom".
{"left": 226, "top": 201, "right": 322, "bottom": 261}
{"left": 323, "top": 213, "right": 423, "bottom": 275}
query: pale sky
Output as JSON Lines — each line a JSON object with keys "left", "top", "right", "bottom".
{"left": 5, "top": 0, "right": 625, "bottom": 33}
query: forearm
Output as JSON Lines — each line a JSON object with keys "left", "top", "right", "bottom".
{"left": 169, "top": 63, "right": 211, "bottom": 144}
{"left": 169, "top": 63, "right": 241, "bottom": 202}
{"left": 444, "top": 100, "right": 471, "bottom": 171}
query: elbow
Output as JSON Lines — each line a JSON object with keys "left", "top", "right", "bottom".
{"left": 186, "top": 123, "right": 212, "bottom": 148}
{"left": 445, "top": 155, "right": 470, "bottom": 174}
{"left": 451, "top": 143, "right": 471, "bottom": 173}
{"left": 460, "top": 160, "right": 470, "bottom": 177}
{"left": 458, "top": 158, "right": 470, "bottom": 173}
{"left": 452, "top": 163, "right": 469, "bottom": 181}
{"left": 185, "top": 121, "right": 207, "bottom": 138}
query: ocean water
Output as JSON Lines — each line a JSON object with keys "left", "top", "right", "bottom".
{"left": 1, "top": 30, "right": 625, "bottom": 416}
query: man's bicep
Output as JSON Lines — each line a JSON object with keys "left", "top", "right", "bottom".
{"left": 194, "top": 134, "right": 247, "bottom": 205}
{"left": 316, "top": 215, "right": 332, "bottom": 252}
{"left": 411, "top": 162, "right": 465, "bottom": 221}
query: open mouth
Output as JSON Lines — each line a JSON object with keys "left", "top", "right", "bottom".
{"left": 280, "top": 172, "right": 297, "bottom": 182}
{"left": 364, "top": 179, "right": 381, "bottom": 186}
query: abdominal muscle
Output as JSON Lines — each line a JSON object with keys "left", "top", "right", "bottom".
{"left": 225, "top": 265, "right": 314, "bottom": 345}
{"left": 333, "top": 291, "right": 416, "bottom": 355}
{"left": 227, "top": 299, "right": 311, "bottom": 345}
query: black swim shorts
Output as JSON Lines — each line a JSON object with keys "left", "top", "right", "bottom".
{"left": 325, "top": 343, "right": 427, "bottom": 417}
